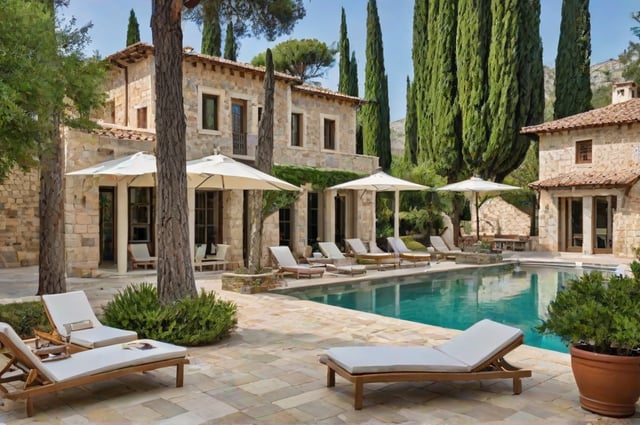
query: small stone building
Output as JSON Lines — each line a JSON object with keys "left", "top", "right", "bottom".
{"left": 522, "top": 82, "right": 640, "bottom": 257}
{"left": 1, "top": 43, "right": 379, "bottom": 275}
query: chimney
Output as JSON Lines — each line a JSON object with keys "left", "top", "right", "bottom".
{"left": 611, "top": 81, "right": 638, "bottom": 104}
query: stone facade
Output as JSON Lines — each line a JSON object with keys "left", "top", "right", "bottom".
{"left": 475, "top": 197, "right": 531, "bottom": 237}
{"left": 533, "top": 120, "right": 640, "bottom": 257}
{"left": 0, "top": 44, "right": 379, "bottom": 275}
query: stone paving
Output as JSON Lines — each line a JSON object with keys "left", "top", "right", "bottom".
{"left": 0, "top": 252, "right": 638, "bottom": 424}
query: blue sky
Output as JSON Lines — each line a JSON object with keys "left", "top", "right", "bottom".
{"left": 64, "top": 0, "right": 638, "bottom": 121}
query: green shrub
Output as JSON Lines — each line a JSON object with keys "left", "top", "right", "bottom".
{"left": 0, "top": 301, "right": 50, "bottom": 338}
{"left": 102, "top": 283, "right": 237, "bottom": 346}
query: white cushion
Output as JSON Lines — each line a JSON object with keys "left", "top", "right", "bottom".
{"left": 42, "top": 291, "right": 101, "bottom": 337}
{"left": 434, "top": 319, "right": 522, "bottom": 369}
{"left": 70, "top": 326, "right": 138, "bottom": 348}
{"left": 326, "top": 346, "right": 469, "bottom": 374}
{"left": 42, "top": 339, "right": 188, "bottom": 382}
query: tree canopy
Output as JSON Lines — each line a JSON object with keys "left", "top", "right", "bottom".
{"left": 186, "top": 0, "right": 305, "bottom": 55}
{"left": 251, "top": 39, "right": 336, "bottom": 82}
{"left": 621, "top": 10, "right": 640, "bottom": 85}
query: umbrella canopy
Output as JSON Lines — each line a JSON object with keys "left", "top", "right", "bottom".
{"left": 330, "top": 171, "right": 429, "bottom": 239}
{"left": 437, "top": 176, "right": 520, "bottom": 240}
{"left": 66, "top": 151, "right": 157, "bottom": 186}
{"left": 186, "top": 154, "right": 300, "bottom": 191}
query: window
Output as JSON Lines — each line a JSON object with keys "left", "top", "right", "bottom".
{"left": 576, "top": 140, "right": 592, "bottom": 164}
{"left": 136, "top": 107, "right": 147, "bottom": 129}
{"left": 324, "top": 119, "right": 335, "bottom": 150}
{"left": 195, "top": 191, "right": 222, "bottom": 255}
{"left": 279, "top": 207, "right": 292, "bottom": 247}
{"left": 307, "top": 192, "right": 319, "bottom": 246}
{"left": 202, "top": 93, "right": 219, "bottom": 130}
{"left": 129, "top": 188, "right": 153, "bottom": 242}
{"left": 232, "top": 99, "right": 247, "bottom": 155}
{"left": 291, "top": 113, "right": 303, "bottom": 146}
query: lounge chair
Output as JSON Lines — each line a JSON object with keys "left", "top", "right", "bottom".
{"left": 0, "top": 322, "right": 188, "bottom": 417}
{"left": 321, "top": 319, "right": 531, "bottom": 410}
{"left": 269, "top": 246, "right": 325, "bottom": 279}
{"left": 386, "top": 237, "right": 431, "bottom": 266}
{"left": 317, "top": 242, "right": 367, "bottom": 276}
{"left": 127, "top": 243, "right": 157, "bottom": 269}
{"left": 429, "top": 235, "right": 462, "bottom": 260}
{"left": 344, "top": 238, "right": 398, "bottom": 270}
{"left": 194, "top": 243, "right": 231, "bottom": 271}
{"left": 40, "top": 291, "right": 138, "bottom": 351}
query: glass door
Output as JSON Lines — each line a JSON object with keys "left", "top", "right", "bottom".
{"left": 99, "top": 187, "right": 115, "bottom": 264}
{"left": 560, "top": 197, "right": 583, "bottom": 252}
{"left": 593, "top": 196, "right": 615, "bottom": 253}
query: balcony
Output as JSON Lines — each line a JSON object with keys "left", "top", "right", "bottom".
{"left": 233, "top": 132, "right": 247, "bottom": 156}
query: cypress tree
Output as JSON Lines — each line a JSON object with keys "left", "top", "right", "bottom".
{"left": 201, "top": 2, "right": 221, "bottom": 56}
{"left": 362, "top": 0, "right": 391, "bottom": 170}
{"left": 223, "top": 22, "right": 237, "bottom": 60}
{"left": 404, "top": 77, "right": 418, "bottom": 164}
{"left": 412, "top": 0, "right": 428, "bottom": 162}
{"left": 456, "top": 0, "right": 490, "bottom": 172}
{"left": 423, "top": 0, "right": 461, "bottom": 178}
{"left": 338, "top": 8, "right": 351, "bottom": 94}
{"left": 126, "top": 9, "right": 140, "bottom": 46}
{"left": 554, "top": 0, "right": 591, "bottom": 119}
{"left": 348, "top": 51, "right": 359, "bottom": 97}
{"left": 483, "top": 0, "right": 519, "bottom": 177}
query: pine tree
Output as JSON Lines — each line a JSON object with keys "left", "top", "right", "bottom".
{"left": 554, "top": 0, "right": 591, "bottom": 119}
{"left": 200, "top": 6, "right": 222, "bottom": 57}
{"left": 456, "top": 0, "right": 490, "bottom": 172}
{"left": 223, "top": 22, "right": 237, "bottom": 60}
{"left": 362, "top": 0, "right": 391, "bottom": 170}
{"left": 126, "top": 9, "right": 140, "bottom": 46}
{"left": 338, "top": 8, "right": 351, "bottom": 94}
{"left": 404, "top": 77, "right": 418, "bottom": 164}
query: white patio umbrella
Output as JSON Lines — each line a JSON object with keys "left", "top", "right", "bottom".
{"left": 330, "top": 170, "right": 429, "bottom": 239}
{"left": 66, "top": 151, "right": 157, "bottom": 186}
{"left": 186, "top": 154, "right": 300, "bottom": 191}
{"left": 436, "top": 176, "right": 520, "bottom": 240}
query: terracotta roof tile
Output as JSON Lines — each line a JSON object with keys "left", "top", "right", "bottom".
{"left": 530, "top": 168, "right": 640, "bottom": 189}
{"left": 92, "top": 127, "right": 156, "bottom": 142}
{"left": 521, "top": 98, "right": 640, "bottom": 134}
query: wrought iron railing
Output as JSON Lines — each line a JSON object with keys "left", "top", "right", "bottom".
{"left": 233, "top": 132, "right": 247, "bottom": 155}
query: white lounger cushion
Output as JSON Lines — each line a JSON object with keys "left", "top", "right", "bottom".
{"left": 434, "top": 319, "right": 522, "bottom": 369}
{"left": 43, "top": 339, "right": 187, "bottom": 382}
{"left": 69, "top": 326, "right": 139, "bottom": 348}
{"left": 42, "top": 291, "right": 138, "bottom": 348}
{"left": 326, "top": 319, "right": 523, "bottom": 375}
{"left": 326, "top": 346, "right": 469, "bottom": 374}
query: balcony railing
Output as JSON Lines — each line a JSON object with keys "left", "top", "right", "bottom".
{"left": 233, "top": 132, "right": 247, "bottom": 156}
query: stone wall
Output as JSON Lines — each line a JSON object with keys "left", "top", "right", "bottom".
{"left": 475, "top": 197, "right": 530, "bottom": 237}
{"left": 0, "top": 169, "right": 39, "bottom": 267}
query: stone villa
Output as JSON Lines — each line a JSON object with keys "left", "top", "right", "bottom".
{"left": 0, "top": 42, "right": 379, "bottom": 275}
{"left": 522, "top": 82, "right": 640, "bottom": 257}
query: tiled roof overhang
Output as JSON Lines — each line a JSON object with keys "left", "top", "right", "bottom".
{"left": 521, "top": 98, "right": 640, "bottom": 135}
{"left": 529, "top": 169, "right": 640, "bottom": 190}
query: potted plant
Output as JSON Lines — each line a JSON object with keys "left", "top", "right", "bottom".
{"left": 537, "top": 262, "right": 640, "bottom": 417}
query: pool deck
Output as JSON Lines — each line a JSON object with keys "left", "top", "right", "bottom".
{"left": 0, "top": 251, "right": 638, "bottom": 424}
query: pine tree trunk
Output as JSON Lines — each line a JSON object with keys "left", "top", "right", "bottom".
{"left": 38, "top": 112, "right": 66, "bottom": 295}
{"left": 152, "top": 0, "right": 197, "bottom": 303}
{"left": 248, "top": 49, "right": 275, "bottom": 271}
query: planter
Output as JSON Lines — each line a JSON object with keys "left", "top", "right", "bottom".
{"left": 570, "top": 344, "right": 640, "bottom": 417}
{"left": 221, "top": 270, "right": 281, "bottom": 294}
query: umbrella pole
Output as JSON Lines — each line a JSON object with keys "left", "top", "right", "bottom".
{"left": 475, "top": 192, "right": 480, "bottom": 242}
{"left": 394, "top": 190, "right": 400, "bottom": 239}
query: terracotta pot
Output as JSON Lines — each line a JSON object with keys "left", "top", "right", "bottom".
{"left": 570, "top": 344, "right": 640, "bottom": 417}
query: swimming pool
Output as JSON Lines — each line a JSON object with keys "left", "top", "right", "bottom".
{"left": 277, "top": 264, "right": 614, "bottom": 354}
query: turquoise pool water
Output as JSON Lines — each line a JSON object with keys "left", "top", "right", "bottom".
{"left": 278, "top": 265, "right": 614, "bottom": 354}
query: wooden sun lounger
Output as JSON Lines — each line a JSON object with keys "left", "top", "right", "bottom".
{"left": 0, "top": 322, "right": 188, "bottom": 417}
{"left": 320, "top": 319, "right": 532, "bottom": 410}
